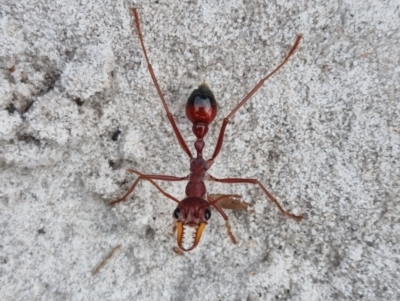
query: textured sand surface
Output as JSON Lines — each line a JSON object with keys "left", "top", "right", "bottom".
{"left": 1, "top": 0, "right": 399, "bottom": 300}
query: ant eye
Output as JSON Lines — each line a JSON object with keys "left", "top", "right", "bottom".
{"left": 173, "top": 208, "right": 180, "bottom": 219}
{"left": 204, "top": 208, "right": 211, "bottom": 220}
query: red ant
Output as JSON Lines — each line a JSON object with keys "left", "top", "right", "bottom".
{"left": 111, "top": 8, "right": 303, "bottom": 251}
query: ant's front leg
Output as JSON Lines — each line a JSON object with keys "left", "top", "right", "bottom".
{"left": 208, "top": 194, "right": 249, "bottom": 210}
{"left": 207, "top": 195, "right": 238, "bottom": 244}
{"left": 208, "top": 174, "right": 303, "bottom": 220}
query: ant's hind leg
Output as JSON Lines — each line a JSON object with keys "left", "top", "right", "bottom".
{"left": 131, "top": 8, "right": 193, "bottom": 159}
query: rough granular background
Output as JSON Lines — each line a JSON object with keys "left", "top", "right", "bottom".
{"left": 1, "top": 0, "right": 399, "bottom": 300}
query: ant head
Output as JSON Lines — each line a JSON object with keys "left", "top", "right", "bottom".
{"left": 173, "top": 197, "right": 211, "bottom": 251}
{"left": 186, "top": 83, "right": 217, "bottom": 125}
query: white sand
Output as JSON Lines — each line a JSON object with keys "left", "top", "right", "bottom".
{"left": 1, "top": 0, "right": 399, "bottom": 300}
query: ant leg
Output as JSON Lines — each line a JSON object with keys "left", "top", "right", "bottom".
{"left": 110, "top": 176, "right": 141, "bottom": 205}
{"left": 208, "top": 174, "right": 303, "bottom": 220}
{"left": 131, "top": 8, "right": 193, "bottom": 159}
{"left": 209, "top": 35, "right": 302, "bottom": 162}
{"left": 207, "top": 195, "right": 237, "bottom": 244}
{"left": 110, "top": 169, "right": 188, "bottom": 205}
{"left": 209, "top": 194, "right": 249, "bottom": 210}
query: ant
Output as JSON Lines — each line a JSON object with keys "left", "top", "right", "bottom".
{"left": 111, "top": 8, "right": 303, "bottom": 251}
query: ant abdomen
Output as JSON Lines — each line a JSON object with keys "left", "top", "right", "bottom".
{"left": 185, "top": 83, "right": 217, "bottom": 125}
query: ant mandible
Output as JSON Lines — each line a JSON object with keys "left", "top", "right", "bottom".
{"left": 111, "top": 8, "right": 303, "bottom": 251}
